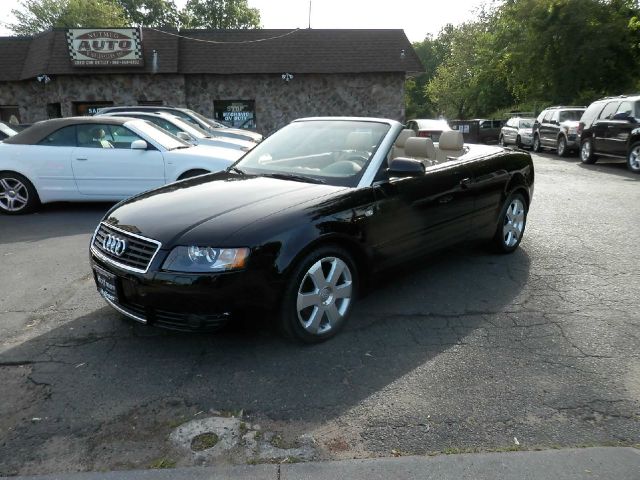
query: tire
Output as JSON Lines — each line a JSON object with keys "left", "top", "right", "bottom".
{"left": 627, "top": 142, "right": 640, "bottom": 173}
{"left": 493, "top": 193, "right": 527, "bottom": 254}
{"left": 580, "top": 138, "right": 598, "bottom": 164}
{"left": 557, "top": 136, "right": 568, "bottom": 157}
{"left": 177, "top": 169, "right": 209, "bottom": 180}
{"left": 0, "top": 172, "right": 40, "bottom": 215}
{"left": 516, "top": 135, "right": 522, "bottom": 148}
{"left": 499, "top": 135, "right": 505, "bottom": 147}
{"left": 532, "top": 135, "right": 542, "bottom": 152}
{"left": 279, "top": 245, "right": 358, "bottom": 343}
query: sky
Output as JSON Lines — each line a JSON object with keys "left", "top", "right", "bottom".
{"left": 0, "top": 0, "right": 488, "bottom": 42}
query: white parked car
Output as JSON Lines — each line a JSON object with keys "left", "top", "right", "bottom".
{"left": 0, "top": 117, "right": 244, "bottom": 215}
{"left": 98, "top": 111, "right": 255, "bottom": 152}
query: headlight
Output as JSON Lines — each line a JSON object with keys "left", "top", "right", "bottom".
{"left": 162, "top": 246, "right": 249, "bottom": 273}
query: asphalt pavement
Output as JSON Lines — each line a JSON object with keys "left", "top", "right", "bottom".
{"left": 5, "top": 448, "right": 640, "bottom": 480}
{"left": 1, "top": 152, "right": 639, "bottom": 476}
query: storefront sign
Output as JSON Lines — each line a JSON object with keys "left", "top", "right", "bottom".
{"left": 66, "top": 29, "right": 143, "bottom": 66}
{"left": 214, "top": 100, "right": 256, "bottom": 129}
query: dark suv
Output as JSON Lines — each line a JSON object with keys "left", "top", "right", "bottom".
{"left": 532, "top": 106, "right": 586, "bottom": 156}
{"left": 579, "top": 94, "right": 640, "bottom": 173}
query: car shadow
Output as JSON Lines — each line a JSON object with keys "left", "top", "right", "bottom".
{"left": 576, "top": 160, "right": 640, "bottom": 181}
{"left": 0, "top": 238, "right": 531, "bottom": 473}
{"left": 0, "top": 202, "right": 114, "bottom": 244}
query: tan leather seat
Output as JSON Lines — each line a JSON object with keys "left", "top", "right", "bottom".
{"left": 435, "top": 130, "right": 466, "bottom": 163}
{"left": 345, "top": 131, "right": 372, "bottom": 152}
{"left": 404, "top": 137, "right": 437, "bottom": 166}
{"left": 391, "top": 129, "right": 416, "bottom": 159}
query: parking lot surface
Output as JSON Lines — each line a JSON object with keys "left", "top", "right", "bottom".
{"left": 1, "top": 153, "right": 639, "bottom": 475}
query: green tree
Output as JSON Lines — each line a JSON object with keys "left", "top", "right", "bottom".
{"left": 115, "top": 0, "right": 180, "bottom": 28}
{"left": 493, "top": 0, "right": 640, "bottom": 105}
{"left": 180, "top": 0, "right": 260, "bottom": 29}
{"left": 426, "top": 20, "right": 512, "bottom": 119}
{"left": 10, "top": 0, "right": 130, "bottom": 35}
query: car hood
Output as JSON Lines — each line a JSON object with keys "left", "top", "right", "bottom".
{"left": 167, "top": 144, "right": 244, "bottom": 162}
{"left": 103, "top": 173, "right": 348, "bottom": 247}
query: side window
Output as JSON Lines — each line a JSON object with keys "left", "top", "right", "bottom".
{"left": 38, "top": 126, "right": 76, "bottom": 147}
{"left": 542, "top": 111, "right": 554, "bottom": 123}
{"left": 108, "top": 125, "right": 144, "bottom": 149}
{"left": 599, "top": 101, "right": 620, "bottom": 120}
{"left": 581, "top": 102, "right": 606, "bottom": 127}
{"left": 550, "top": 111, "right": 559, "bottom": 123}
{"left": 536, "top": 111, "right": 546, "bottom": 123}
{"left": 614, "top": 101, "right": 633, "bottom": 119}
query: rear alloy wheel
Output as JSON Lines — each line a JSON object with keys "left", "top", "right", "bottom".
{"left": 0, "top": 173, "right": 39, "bottom": 215}
{"left": 494, "top": 193, "right": 527, "bottom": 253}
{"left": 580, "top": 138, "right": 598, "bottom": 164}
{"left": 280, "top": 246, "right": 357, "bottom": 343}
{"left": 532, "top": 135, "right": 542, "bottom": 152}
{"left": 628, "top": 142, "right": 640, "bottom": 173}
{"left": 557, "top": 136, "right": 568, "bottom": 157}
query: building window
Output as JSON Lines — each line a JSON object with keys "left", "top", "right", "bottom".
{"left": 214, "top": 100, "right": 256, "bottom": 129}
{"left": 73, "top": 101, "right": 114, "bottom": 116}
{"left": 0, "top": 106, "right": 20, "bottom": 124}
{"left": 47, "top": 103, "right": 62, "bottom": 119}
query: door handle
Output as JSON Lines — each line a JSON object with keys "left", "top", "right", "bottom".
{"left": 459, "top": 177, "right": 472, "bottom": 188}
{"left": 75, "top": 157, "right": 88, "bottom": 161}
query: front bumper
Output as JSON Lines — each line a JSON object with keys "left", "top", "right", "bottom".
{"left": 90, "top": 252, "right": 281, "bottom": 332}
{"left": 520, "top": 135, "right": 534, "bottom": 146}
{"left": 566, "top": 134, "right": 580, "bottom": 149}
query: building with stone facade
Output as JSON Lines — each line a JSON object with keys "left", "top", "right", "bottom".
{"left": 0, "top": 28, "right": 423, "bottom": 135}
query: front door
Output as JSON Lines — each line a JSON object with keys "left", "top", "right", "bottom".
{"left": 366, "top": 161, "right": 476, "bottom": 268}
{"left": 71, "top": 124, "right": 165, "bottom": 197}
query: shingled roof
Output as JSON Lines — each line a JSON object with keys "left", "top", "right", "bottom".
{"left": 0, "top": 28, "right": 423, "bottom": 80}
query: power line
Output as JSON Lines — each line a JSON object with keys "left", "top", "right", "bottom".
{"left": 146, "top": 27, "right": 301, "bottom": 44}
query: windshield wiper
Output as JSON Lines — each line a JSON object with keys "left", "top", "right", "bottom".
{"left": 171, "top": 145, "right": 191, "bottom": 150}
{"left": 228, "top": 166, "right": 246, "bottom": 175}
{"left": 259, "top": 173, "right": 325, "bottom": 184}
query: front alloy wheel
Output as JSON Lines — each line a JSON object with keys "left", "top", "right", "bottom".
{"left": 628, "top": 142, "right": 640, "bottom": 173}
{"left": 532, "top": 135, "right": 542, "bottom": 152}
{"left": 494, "top": 193, "right": 527, "bottom": 253}
{"left": 580, "top": 138, "right": 597, "bottom": 164}
{"left": 557, "top": 136, "right": 567, "bottom": 157}
{"left": 280, "top": 246, "right": 357, "bottom": 343}
{"left": 0, "top": 173, "right": 39, "bottom": 215}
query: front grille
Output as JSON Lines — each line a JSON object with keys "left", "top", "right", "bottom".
{"left": 91, "top": 223, "right": 161, "bottom": 273}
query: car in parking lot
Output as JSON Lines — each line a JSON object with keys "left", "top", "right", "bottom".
{"left": 499, "top": 117, "right": 535, "bottom": 148}
{"left": 96, "top": 105, "right": 263, "bottom": 143}
{"left": 90, "top": 116, "right": 534, "bottom": 343}
{"left": 0, "top": 117, "right": 244, "bottom": 214}
{"left": 405, "top": 118, "right": 451, "bottom": 142}
{"left": 532, "top": 106, "right": 585, "bottom": 156}
{"left": 578, "top": 94, "right": 640, "bottom": 173}
{"left": 98, "top": 111, "right": 256, "bottom": 152}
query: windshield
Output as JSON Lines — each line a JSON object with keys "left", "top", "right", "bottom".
{"left": 519, "top": 120, "right": 533, "bottom": 128}
{"left": 128, "top": 120, "right": 191, "bottom": 150}
{"left": 185, "top": 109, "right": 225, "bottom": 129}
{"left": 236, "top": 120, "right": 390, "bottom": 187}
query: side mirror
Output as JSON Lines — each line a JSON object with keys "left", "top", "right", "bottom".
{"left": 131, "top": 139, "right": 148, "bottom": 150}
{"left": 387, "top": 158, "right": 425, "bottom": 178}
{"left": 176, "top": 131, "right": 192, "bottom": 141}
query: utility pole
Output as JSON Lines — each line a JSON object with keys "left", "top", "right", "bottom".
{"left": 308, "top": 1, "right": 312, "bottom": 29}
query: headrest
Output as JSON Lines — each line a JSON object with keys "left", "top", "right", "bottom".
{"left": 346, "top": 131, "right": 372, "bottom": 151}
{"left": 405, "top": 137, "right": 436, "bottom": 158}
{"left": 438, "top": 130, "right": 464, "bottom": 150}
{"left": 395, "top": 129, "right": 415, "bottom": 147}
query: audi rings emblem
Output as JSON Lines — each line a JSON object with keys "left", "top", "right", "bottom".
{"left": 102, "top": 234, "right": 128, "bottom": 256}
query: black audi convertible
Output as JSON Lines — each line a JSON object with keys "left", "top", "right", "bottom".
{"left": 90, "top": 117, "right": 533, "bottom": 343}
